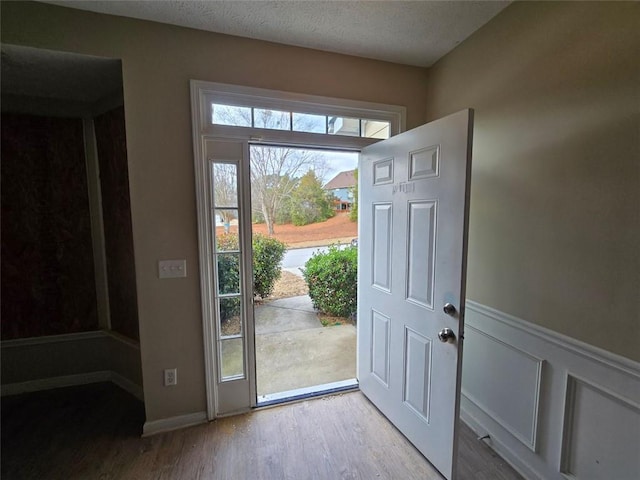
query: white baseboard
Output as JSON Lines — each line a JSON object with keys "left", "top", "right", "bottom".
{"left": 462, "top": 301, "right": 640, "bottom": 480}
{"left": 2, "top": 329, "right": 143, "bottom": 401}
{"left": 0, "top": 370, "right": 144, "bottom": 401}
{"left": 0, "top": 330, "right": 108, "bottom": 348}
{"left": 1, "top": 371, "right": 111, "bottom": 396}
{"left": 110, "top": 371, "right": 144, "bottom": 401}
{"left": 142, "top": 411, "right": 208, "bottom": 437}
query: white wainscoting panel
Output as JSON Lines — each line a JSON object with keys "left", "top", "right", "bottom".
{"left": 462, "top": 325, "right": 542, "bottom": 451}
{"left": 461, "top": 301, "right": 640, "bottom": 480}
{"left": 560, "top": 375, "right": 640, "bottom": 479}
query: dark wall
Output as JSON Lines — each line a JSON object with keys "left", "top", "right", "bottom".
{"left": 94, "top": 106, "right": 139, "bottom": 340}
{"left": 1, "top": 114, "right": 98, "bottom": 339}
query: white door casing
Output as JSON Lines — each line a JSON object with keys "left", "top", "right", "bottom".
{"left": 357, "top": 110, "right": 474, "bottom": 479}
{"left": 191, "top": 79, "right": 407, "bottom": 419}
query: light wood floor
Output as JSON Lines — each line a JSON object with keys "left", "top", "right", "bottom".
{"left": 1, "top": 383, "right": 522, "bottom": 479}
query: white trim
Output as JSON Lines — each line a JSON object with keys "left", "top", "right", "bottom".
{"left": 192, "top": 80, "right": 406, "bottom": 138}
{"left": 462, "top": 323, "right": 543, "bottom": 451}
{"left": 559, "top": 372, "right": 640, "bottom": 478}
{"left": 191, "top": 80, "right": 405, "bottom": 419}
{"left": 83, "top": 117, "right": 111, "bottom": 330}
{"left": 111, "top": 371, "right": 144, "bottom": 401}
{"left": 1, "top": 371, "right": 144, "bottom": 400}
{"left": 142, "top": 411, "right": 208, "bottom": 437}
{"left": 1, "top": 330, "right": 107, "bottom": 348}
{"left": 257, "top": 378, "right": 358, "bottom": 405}
{"left": 1, "top": 330, "right": 140, "bottom": 349}
{"left": 191, "top": 86, "right": 218, "bottom": 420}
{"left": 104, "top": 329, "right": 141, "bottom": 349}
{"left": 1, "top": 370, "right": 143, "bottom": 401}
{"left": 192, "top": 80, "right": 406, "bottom": 151}
{"left": 1, "top": 371, "right": 111, "bottom": 396}
{"left": 461, "top": 301, "right": 640, "bottom": 480}
{"left": 466, "top": 300, "right": 639, "bottom": 378}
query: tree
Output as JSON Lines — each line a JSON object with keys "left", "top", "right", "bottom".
{"left": 211, "top": 162, "right": 238, "bottom": 232}
{"left": 349, "top": 168, "right": 358, "bottom": 222}
{"left": 250, "top": 146, "right": 325, "bottom": 235}
{"left": 212, "top": 105, "right": 327, "bottom": 235}
{"left": 290, "top": 170, "right": 334, "bottom": 226}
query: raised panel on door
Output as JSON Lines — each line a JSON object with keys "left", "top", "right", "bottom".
{"left": 406, "top": 200, "right": 437, "bottom": 309}
{"left": 372, "top": 203, "right": 393, "bottom": 292}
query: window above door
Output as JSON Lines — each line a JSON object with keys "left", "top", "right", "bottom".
{"left": 192, "top": 80, "right": 406, "bottom": 149}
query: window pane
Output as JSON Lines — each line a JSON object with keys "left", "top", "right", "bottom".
{"left": 293, "top": 113, "right": 327, "bottom": 134}
{"left": 361, "top": 120, "right": 390, "bottom": 139}
{"left": 211, "top": 162, "right": 238, "bottom": 207}
{"left": 220, "top": 338, "right": 244, "bottom": 378}
{"left": 218, "top": 297, "right": 242, "bottom": 336}
{"left": 214, "top": 209, "right": 239, "bottom": 251}
{"left": 254, "top": 108, "right": 290, "bottom": 130}
{"left": 328, "top": 116, "right": 360, "bottom": 137}
{"left": 217, "top": 254, "right": 240, "bottom": 295}
{"left": 212, "top": 104, "right": 252, "bottom": 127}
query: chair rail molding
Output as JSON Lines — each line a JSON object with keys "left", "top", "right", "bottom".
{"left": 461, "top": 300, "right": 640, "bottom": 480}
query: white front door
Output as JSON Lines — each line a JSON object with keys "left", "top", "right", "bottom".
{"left": 358, "top": 110, "right": 474, "bottom": 479}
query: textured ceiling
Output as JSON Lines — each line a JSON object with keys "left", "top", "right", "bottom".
{"left": 42, "top": 1, "right": 510, "bottom": 67}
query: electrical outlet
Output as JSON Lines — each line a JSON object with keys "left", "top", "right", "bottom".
{"left": 164, "top": 368, "right": 177, "bottom": 386}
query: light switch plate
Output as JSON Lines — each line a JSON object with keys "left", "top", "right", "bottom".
{"left": 158, "top": 259, "right": 187, "bottom": 279}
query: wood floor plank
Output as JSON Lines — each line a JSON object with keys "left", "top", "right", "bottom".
{"left": 1, "top": 383, "right": 522, "bottom": 480}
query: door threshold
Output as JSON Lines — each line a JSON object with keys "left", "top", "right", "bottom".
{"left": 256, "top": 379, "right": 358, "bottom": 407}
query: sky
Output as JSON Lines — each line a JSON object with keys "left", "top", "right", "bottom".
{"left": 316, "top": 150, "right": 359, "bottom": 184}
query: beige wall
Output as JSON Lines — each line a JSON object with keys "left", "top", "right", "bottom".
{"left": 1, "top": 1, "right": 428, "bottom": 421}
{"left": 426, "top": 2, "right": 639, "bottom": 361}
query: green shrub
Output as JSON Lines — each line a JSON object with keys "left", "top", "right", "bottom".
{"left": 252, "top": 234, "right": 286, "bottom": 298}
{"left": 216, "top": 235, "right": 241, "bottom": 320}
{"left": 302, "top": 245, "right": 357, "bottom": 318}
{"left": 216, "top": 233, "right": 286, "bottom": 303}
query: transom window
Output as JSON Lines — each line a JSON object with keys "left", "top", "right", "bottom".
{"left": 212, "top": 103, "right": 390, "bottom": 139}
{"left": 193, "top": 81, "right": 405, "bottom": 150}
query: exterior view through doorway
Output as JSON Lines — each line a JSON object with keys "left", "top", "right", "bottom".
{"left": 247, "top": 145, "right": 360, "bottom": 404}
{"left": 191, "top": 80, "right": 404, "bottom": 418}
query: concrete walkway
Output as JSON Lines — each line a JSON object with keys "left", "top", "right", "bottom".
{"left": 255, "top": 295, "right": 356, "bottom": 396}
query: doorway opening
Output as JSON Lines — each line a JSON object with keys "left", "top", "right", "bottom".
{"left": 191, "top": 80, "right": 405, "bottom": 418}
{"left": 247, "top": 144, "right": 359, "bottom": 404}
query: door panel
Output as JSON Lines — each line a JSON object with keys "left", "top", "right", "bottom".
{"left": 372, "top": 203, "right": 393, "bottom": 291}
{"left": 358, "top": 110, "right": 473, "bottom": 479}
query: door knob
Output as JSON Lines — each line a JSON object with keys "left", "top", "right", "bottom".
{"left": 443, "top": 303, "right": 456, "bottom": 315}
{"left": 438, "top": 328, "right": 456, "bottom": 343}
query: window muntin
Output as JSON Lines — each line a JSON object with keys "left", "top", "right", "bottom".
{"left": 210, "top": 159, "right": 245, "bottom": 380}
{"left": 211, "top": 103, "right": 392, "bottom": 140}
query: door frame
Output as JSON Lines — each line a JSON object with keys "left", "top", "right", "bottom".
{"left": 190, "top": 80, "right": 406, "bottom": 419}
